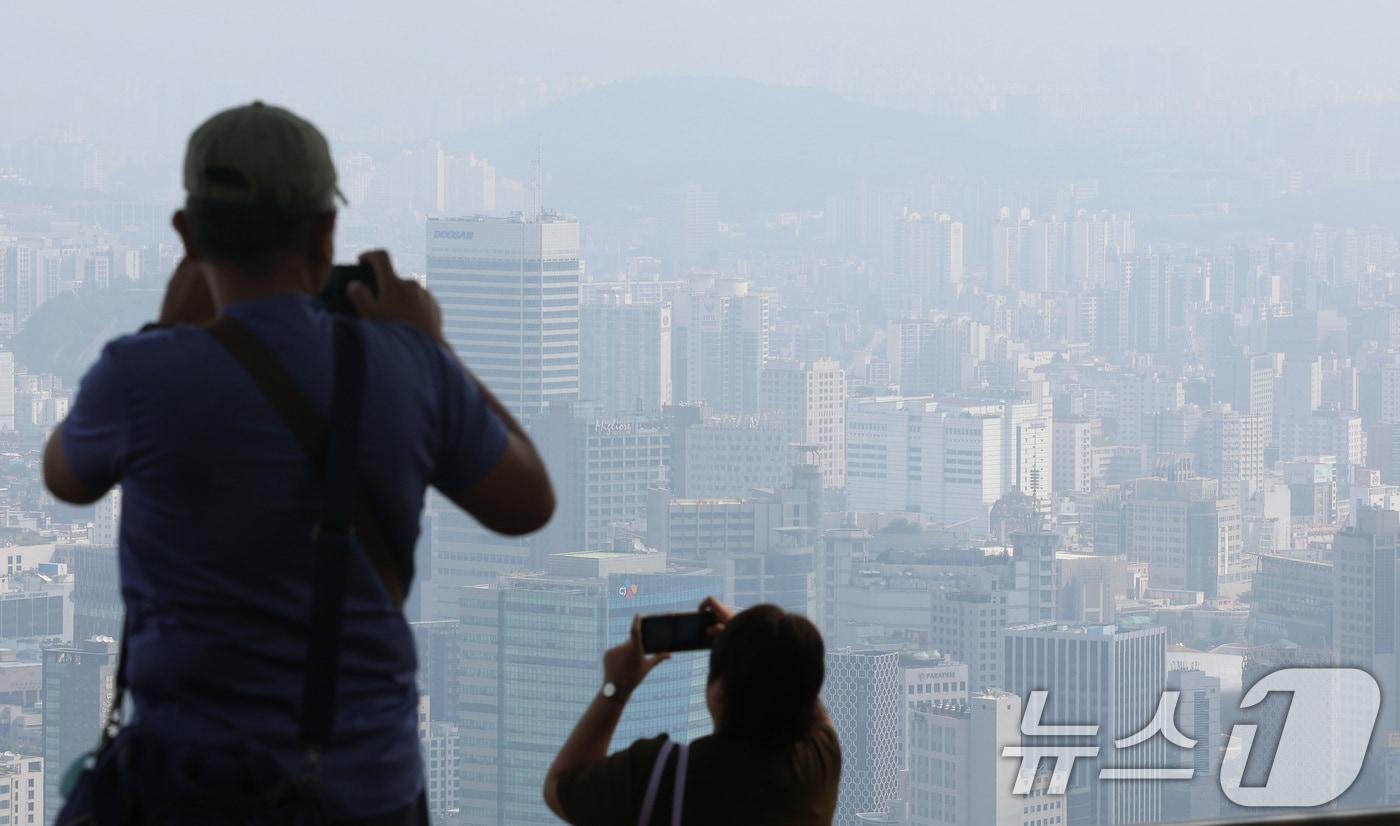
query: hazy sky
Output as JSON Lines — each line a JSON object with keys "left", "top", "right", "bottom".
{"left": 7, "top": 0, "right": 1400, "bottom": 147}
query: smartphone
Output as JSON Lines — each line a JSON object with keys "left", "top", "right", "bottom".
{"left": 319, "top": 263, "right": 378, "bottom": 317}
{"left": 640, "top": 612, "right": 718, "bottom": 654}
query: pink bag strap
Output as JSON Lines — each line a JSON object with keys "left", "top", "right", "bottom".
{"left": 637, "top": 739, "right": 689, "bottom": 826}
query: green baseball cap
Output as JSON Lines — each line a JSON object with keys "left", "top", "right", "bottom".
{"left": 183, "top": 101, "right": 345, "bottom": 210}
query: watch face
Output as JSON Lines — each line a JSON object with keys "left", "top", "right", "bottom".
{"left": 602, "top": 681, "right": 617, "bottom": 698}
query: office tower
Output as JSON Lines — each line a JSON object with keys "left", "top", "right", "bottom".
{"left": 1282, "top": 457, "right": 1340, "bottom": 527}
{"left": 908, "top": 692, "right": 1059, "bottom": 826}
{"left": 1280, "top": 409, "right": 1365, "bottom": 468}
{"left": 579, "top": 288, "right": 672, "bottom": 417}
{"left": 439, "top": 150, "right": 496, "bottom": 214}
{"left": 529, "top": 403, "right": 668, "bottom": 553}
{"left": 71, "top": 542, "right": 121, "bottom": 643}
{"left": 1055, "top": 418, "right": 1094, "bottom": 494}
{"left": 1196, "top": 405, "right": 1267, "bottom": 500}
{"left": 846, "top": 395, "right": 1051, "bottom": 527}
{"left": 423, "top": 498, "right": 531, "bottom": 620}
{"left": 991, "top": 207, "right": 1031, "bottom": 290}
{"left": 41, "top": 638, "right": 117, "bottom": 819}
{"left": 665, "top": 405, "right": 790, "bottom": 498}
{"left": 426, "top": 214, "right": 580, "bottom": 418}
{"left": 648, "top": 458, "right": 821, "bottom": 616}
{"left": 0, "top": 752, "right": 43, "bottom": 826}
{"left": 1335, "top": 508, "right": 1400, "bottom": 738}
{"left": 1068, "top": 212, "right": 1135, "bottom": 289}
{"left": 885, "top": 212, "right": 964, "bottom": 308}
{"left": 1002, "top": 623, "right": 1168, "bottom": 826}
{"left": 886, "top": 316, "right": 992, "bottom": 396}
{"left": 670, "top": 276, "right": 769, "bottom": 415}
{"left": 1111, "top": 371, "right": 1183, "bottom": 450}
{"left": 824, "top": 649, "right": 902, "bottom": 825}
{"left": 680, "top": 185, "right": 719, "bottom": 268}
{"left": 1124, "top": 476, "right": 1244, "bottom": 597}
{"left": 1128, "top": 250, "right": 1171, "bottom": 353}
{"left": 1162, "top": 669, "right": 1223, "bottom": 822}
{"left": 459, "top": 567, "right": 722, "bottom": 825}
{"left": 418, "top": 695, "right": 460, "bottom": 820}
{"left": 1218, "top": 352, "right": 1276, "bottom": 441}
{"left": 761, "top": 357, "right": 847, "bottom": 488}
{"left": 0, "top": 353, "right": 14, "bottom": 432}
{"left": 816, "top": 528, "right": 868, "bottom": 639}
{"left": 930, "top": 591, "right": 1011, "bottom": 692}
{"left": 1279, "top": 357, "right": 1322, "bottom": 420}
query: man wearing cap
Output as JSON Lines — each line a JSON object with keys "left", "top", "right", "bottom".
{"left": 42, "top": 102, "right": 555, "bottom": 823}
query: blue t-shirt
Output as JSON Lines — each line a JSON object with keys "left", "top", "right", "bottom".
{"left": 60, "top": 294, "right": 507, "bottom": 817}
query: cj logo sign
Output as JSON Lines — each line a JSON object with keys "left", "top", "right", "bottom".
{"left": 1220, "top": 668, "right": 1380, "bottom": 807}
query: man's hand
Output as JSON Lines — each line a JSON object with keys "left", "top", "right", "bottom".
{"left": 602, "top": 614, "right": 670, "bottom": 697}
{"left": 700, "top": 596, "right": 735, "bottom": 640}
{"left": 157, "top": 257, "right": 216, "bottom": 326}
{"left": 348, "top": 249, "right": 444, "bottom": 344}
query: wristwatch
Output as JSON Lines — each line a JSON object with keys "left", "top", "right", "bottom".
{"left": 601, "top": 681, "right": 624, "bottom": 701}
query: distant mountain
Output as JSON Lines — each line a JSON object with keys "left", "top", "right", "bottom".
{"left": 10, "top": 286, "right": 160, "bottom": 384}
{"left": 451, "top": 76, "right": 1104, "bottom": 216}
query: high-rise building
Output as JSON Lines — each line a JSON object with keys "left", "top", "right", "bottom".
{"left": 885, "top": 212, "right": 964, "bottom": 308}
{"left": 1054, "top": 417, "right": 1094, "bottom": 495}
{"left": 1002, "top": 622, "right": 1167, "bottom": 826}
{"left": 1250, "top": 553, "right": 1333, "bottom": 652}
{"left": 847, "top": 395, "right": 1052, "bottom": 527}
{"left": 1280, "top": 408, "right": 1365, "bottom": 468}
{"left": 1335, "top": 508, "right": 1400, "bottom": 761}
{"left": 1068, "top": 211, "right": 1135, "bottom": 289}
{"left": 41, "top": 637, "right": 117, "bottom": 819}
{"left": 0, "top": 352, "right": 15, "bottom": 432}
{"left": 680, "top": 185, "right": 719, "bottom": 268}
{"left": 1124, "top": 476, "right": 1245, "bottom": 597}
{"left": 426, "top": 214, "right": 580, "bottom": 419}
{"left": 529, "top": 402, "right": 669, "bottom": 553}
{"left": 930, "top": 591, "right": 1011, "bottom": 693}
{"left": 458, "top": 566, "right": 722, "bottom": 825}
{"left": 670, "top": 276, "right": 769, "bottom": 415}
{"left": 665, "top": 406, "right": 790, "bottom": 499}
{"left": 908, "top": 692, "right": 1060, "bottom": 826}
{"left": 418, "top": 695, "right": 460, "bottom": 821}
{"left": 0, "top": 752, "right": 43, "bottom": 826}
{"left": 579, "top": 287, "right": 672, "bottom": 417}
{"left": 648, "top": 457, "right": 822, "bottom": 616}
{"left": 824, "top": 649, "right": 903, "bottom": 825}
{"left": 760, "top": 357, "right": 847, "bottom": 488}
{"left": 1197, "top": 405, "right": 1267, "bottom": 500}
{"left": 71, "top": 542, "right": 121, "bottom": 643}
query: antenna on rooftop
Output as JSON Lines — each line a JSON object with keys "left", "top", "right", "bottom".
{"left": 529, "top": 134, "right": 543, "bottom": 219}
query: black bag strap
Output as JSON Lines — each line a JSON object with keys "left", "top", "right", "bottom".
{"left": 204, "top": 315, "right": 407, "bottom": 608}
{"left": 204, "top": 313, "right": 385, "bottom": 751}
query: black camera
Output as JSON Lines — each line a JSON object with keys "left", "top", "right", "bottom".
{"left": 319, "top": 264, "right": 379, "bottom": 317}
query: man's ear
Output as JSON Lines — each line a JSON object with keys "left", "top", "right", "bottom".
{"left": 310, "top": 211, "right": 337, "bottom": 265}
{"left": 172, "top": 210, "right": 201, "bottom": 260}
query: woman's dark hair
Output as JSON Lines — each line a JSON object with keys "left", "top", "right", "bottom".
{"left": 708, "top": 604, "right": 825, "bottom": 746}
{"left": 183, "top": 196, "right": 328, "bottom": 269}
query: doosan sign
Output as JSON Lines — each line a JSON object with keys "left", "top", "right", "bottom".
{"left": 433, "top": 230, "right": 475, "bottom": 240}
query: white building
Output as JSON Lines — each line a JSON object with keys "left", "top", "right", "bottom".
{"left": 580, "top": 285, "right": 672, "bottom": 417}
{"left": 0, "top": 752, "right": 42, "bottom": 826}
{"left": 847, "top": 395, "right": 1052, "bottom": 528}
{"left": 1002, "top": 623, "right": 1167, "bottom": 826}
{"left": 426, "top": 213, "right": 580, "bottom": 419}
{"left": 1054, "top": 417, "right": 1094, "bottom": 494}
{"left": 761, "top": 357, "right": 847, "bottom": 488}
{"left": 418, "top": 696, "right": 460, "bottom": 820}
{"left": 908, "top": 692, "right": 1058, "bottom": 826}
{"left": 884, "top": 212, "right": 964, "bottom": 308}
